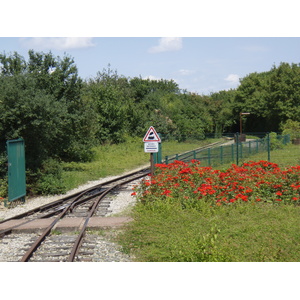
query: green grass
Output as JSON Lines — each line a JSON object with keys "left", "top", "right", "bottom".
{"left": 117, "top": 199, "right": 300, "bottom": 262}
{"left": 61, "top": 137, "right": 219, "bottom": 191}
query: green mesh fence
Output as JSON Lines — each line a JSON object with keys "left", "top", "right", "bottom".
{"left": 164, "top": 133, "right": 291, "bottom": 167}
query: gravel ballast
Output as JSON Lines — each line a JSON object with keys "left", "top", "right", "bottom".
{"left": 0, "top": 169, "right": 145, "bottom": 262}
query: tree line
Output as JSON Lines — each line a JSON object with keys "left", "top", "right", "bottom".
{"left": 1, "top": 50, "right": 300, "bottom": 195}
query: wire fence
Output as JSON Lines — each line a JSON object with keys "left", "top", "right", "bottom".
{"left": 162, "top": 133, "right": 299, "bottom": 168}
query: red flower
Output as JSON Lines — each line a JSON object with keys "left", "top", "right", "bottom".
{"left": 179, "top": 168, "right": 193, "bottom": 174}
{"left": 162, "top": 189, "right": 172, "bottom": 196}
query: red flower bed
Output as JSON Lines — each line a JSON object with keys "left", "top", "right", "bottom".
{"left": 133, "top": 160, "right": 300, "bottom": 207}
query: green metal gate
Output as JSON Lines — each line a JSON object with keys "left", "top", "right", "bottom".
{"left": 6, "top": 138, "right": 26, "bottom": 203}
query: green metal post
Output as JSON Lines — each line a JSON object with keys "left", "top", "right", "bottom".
{"left": 267, "top": 133, "right": 271, "bottom": 161}
{"left": 153, "top": 152, "right": 157, "bottom": 165}
{"left": 240, "top": 140, "right": 243, "bottom": 161}
{"left": 236, "top": 133, "right": 239, "bottom": 165}
{"left": 208, "top": 148, "right": 211, "bottom": 166}
{"left": 157, "top": 134, "right": 162, "bottom": 163}
{"left": 220, "top": 146, "right": 223, "bottom": 165}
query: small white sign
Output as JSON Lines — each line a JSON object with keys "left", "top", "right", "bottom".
{"left": 144, "top": 142, "right": 159, "bottom": 153}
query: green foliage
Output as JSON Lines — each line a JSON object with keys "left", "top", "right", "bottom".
{"left": 232, "top": 62, "right": 300, "bottom": 132}
{"left": 269, "top": 132, "right": 285, "bottom": 150}
{"left": 84, "top": 66, "right": 133, "bottom": 143}
{"left": 281, "top": 119, "right": 300, "bottom": 140}
{"left": 0, "top": 153, "right": 7, "bottom": 198}
{"left": 0, "top": 50, "right": 98, "bottom": 195}
{"left": 29, "top": 158, "right": 66, "bottom": 195}
{"left": 207, "top": 89, "right": 236, "bottom": 135}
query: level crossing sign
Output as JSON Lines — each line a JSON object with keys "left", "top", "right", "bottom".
{"left": 143, "top": 126, "right": 161, "bottom": 142}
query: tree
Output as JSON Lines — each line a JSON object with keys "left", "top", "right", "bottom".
{"left": 205, "top": 90, "right": 236, "bottom": 135}
{"left": 84, "top": 66, "right": 134, "bottom": 143}
{"left": 0, "top": 50, "right": 97, "bottom": 168}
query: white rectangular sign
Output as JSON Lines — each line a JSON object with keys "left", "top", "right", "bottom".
{"left": 144, "top": 142, "right": 159, "bottom": 153}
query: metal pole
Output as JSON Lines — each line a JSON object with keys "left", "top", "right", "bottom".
{"left": 150, "top": 153, "right": 154, "bottom": 177}
{"left": 240, "top": 114, "right": 242, "bottom": 134}
{"left": 236, "top": 132, "right": 239, "bottom": 165}
{"left": 220, "top": 146, "right": 223, "bottom": 165}
{"left": 267, "top": 133, "right": 271, "bottom": 161}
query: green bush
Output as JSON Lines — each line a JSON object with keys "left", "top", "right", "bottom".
{"left": 0, "top": 153, "right": 7, "bottom": 198}
{"left": 269, "top": 132, "right": 284, "bottom": 150}
{"left": 281, "top": 119, "right": 300, "bottom": 140}
{"left": 30, "top": 158, "right": 66, "bottom": 195}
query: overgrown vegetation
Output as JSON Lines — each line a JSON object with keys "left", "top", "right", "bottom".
{"left": 1, "top": 50, "right": 300, "bottom": 197}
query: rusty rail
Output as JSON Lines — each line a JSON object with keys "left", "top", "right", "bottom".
{"left": 19, "top": 170, "right": 148, "bottom": 262}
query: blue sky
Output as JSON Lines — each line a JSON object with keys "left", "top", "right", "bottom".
{"left": 1, "top": 37, "right": 300, "bottom": 95}
{"left": 1, "top": 1, "right": 300, "bottom": 95}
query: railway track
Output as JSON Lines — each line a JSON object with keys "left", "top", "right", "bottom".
{"left": 0, "top": 168, "right": 149, "bottom": 262}
{"left": 0, "top": 140, "right": 232, "bottom": 262}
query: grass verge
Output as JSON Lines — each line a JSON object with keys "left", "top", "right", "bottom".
{"left": 118, "top": 194, "right": 300, "bottom": 262}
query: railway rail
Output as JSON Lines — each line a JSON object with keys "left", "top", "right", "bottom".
{"left": 0, "top": 168, "right": 149, "bottom": 262}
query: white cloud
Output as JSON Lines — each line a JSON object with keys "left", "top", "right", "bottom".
{"left": 178, "top": 69, "right": 195, "bottom": 76}
{"left": 148, "top": 37, "right": 183, "bottom": 53}
{"left": 20, "top": 37, "right": 95, "bottom": 50}
{"left": 225, "top": 74, "right": 240, "bottom": 84}
{"left": 143, "top": 75, "right": 162, "bottom": 80}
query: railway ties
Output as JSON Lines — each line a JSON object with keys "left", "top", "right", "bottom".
{"left": 0, "top": 169, "right": 148, "bottom": 262}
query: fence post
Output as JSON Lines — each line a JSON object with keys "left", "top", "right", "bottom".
{"left": 220, "top": 146, "right": 223, "bottom": 165}
{"left": 208, "top": 148, "right": 211, "bottom": 166}
{"left": 236, "top": 132, "right": 239, "bottom": 165}
{"left": 267, "top": 133, "right": 271, "bottom": 161}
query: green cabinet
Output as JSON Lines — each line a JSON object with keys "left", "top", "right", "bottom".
{"left": 6, "top": 138, "right": 26, "bottom": 203}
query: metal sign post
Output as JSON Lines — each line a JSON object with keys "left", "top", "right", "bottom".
{"left": 143, "top": 127, "right": 161, "bottom": 177}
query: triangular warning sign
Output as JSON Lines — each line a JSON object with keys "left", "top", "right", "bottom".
{"left": 143, "top": 126, "right": 161, "bottom": 142}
